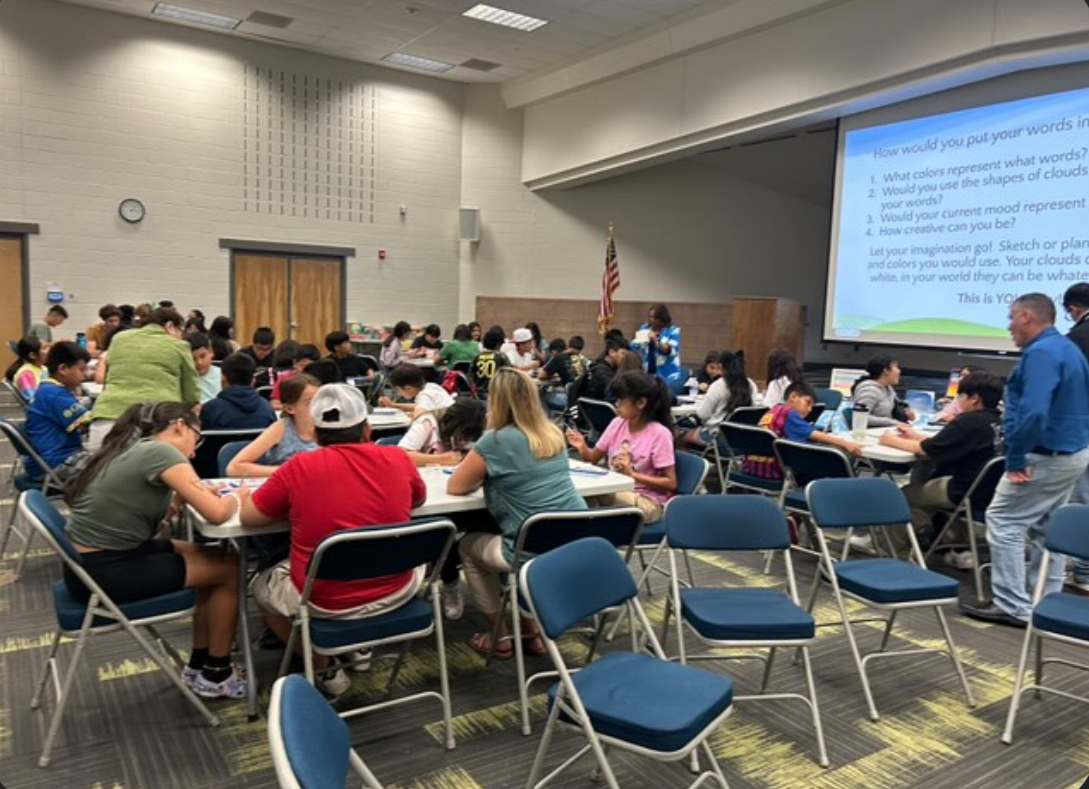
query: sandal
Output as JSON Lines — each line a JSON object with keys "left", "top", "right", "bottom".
{"left": 522, "top": 635, "right": 547, "bottom": 656}
{"left": 469, "top": 632, "right": 513, "bottom": 660}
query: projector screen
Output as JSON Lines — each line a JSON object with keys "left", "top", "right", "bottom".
{"left": 825, "top": 83, "right": 1089, "bottom": 353}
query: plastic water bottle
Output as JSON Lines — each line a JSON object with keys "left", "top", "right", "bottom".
{"left": 686, "top": 377, "right": 699, "bottom": 398}
{"left": 851, "top": 404, "right": 869, "bottom": 441}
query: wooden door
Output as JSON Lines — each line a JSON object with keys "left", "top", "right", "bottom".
{"left": 234, "top": 255, "right": 289, "bottom": 349}
{"left": 289, "top": 258, "right": 342, "bottom": 348}
{"left": 0, "top": 236, "right": 27, "bottom": 371}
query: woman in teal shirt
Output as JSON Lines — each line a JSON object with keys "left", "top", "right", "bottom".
{"left": 448, "top": 368, "right": 585, "bottom": 657}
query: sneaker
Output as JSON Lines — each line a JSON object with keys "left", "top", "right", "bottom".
{"left": 342, "top": 649, "right": 373, "bottom": 673}
{"left": 317, "top": 666, "right": 351, "bottom": 697}
{"left": 441, "top": 582, "right": 465, "bottom": 621}
{"left": 848, "top": 532, "right": 877, "bottom": 555}
{"left": 943, "top": 550, "right": 976, "bottom": 570}
{"left": 182, "top": 666, "right": 199, "bottom": 688}
{"left": 190, "top": 667, "right": 248, "bottom": 700}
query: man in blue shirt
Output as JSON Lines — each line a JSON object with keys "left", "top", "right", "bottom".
{"left": 962, "top": 293, "right": 1089, "bottom": 627}
{"left": 24, "top": 341, "right": 91, "bottom": 481}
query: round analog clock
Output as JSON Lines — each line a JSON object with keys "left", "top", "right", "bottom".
{"left": 119, "top": 198, "right": 145, "bottom": 223}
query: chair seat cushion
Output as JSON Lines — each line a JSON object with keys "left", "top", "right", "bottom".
{"left": 1033, "top": 592, "right": 1089, "bottom": 641}
{"left": 309, "top": 597, "right": 433, "bottom": 650}
{"left": 14, "top": 473, "right": 61, "bottom": 494}
{"left": 727, "top": 471, "right": 782, "bottom": 493}
{"left": 53, "top": 581, "right": 196, "bottom": 632}
{"left": 681, "top": 588, "right": 815, "bottom": 641}
{"left": 783, "top": 490, "right": 808, "bottom": 511}
{"left": 635, "top": 523, "right": 665, "bottom": 547}
{"left": 548, "top": 652, "right": 733, "bottom": 753}
{"left": 834, "top": 559, "right": 958, "bottom": 604}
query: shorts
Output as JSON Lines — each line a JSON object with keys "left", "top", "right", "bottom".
{"left": 252, "top": 560, "right": 426, "bottom": 620}
{"left": 65, "top": 539, "right": 187, "bottom": 604}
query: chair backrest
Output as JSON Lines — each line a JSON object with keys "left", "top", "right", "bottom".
{"left": 664, "top": 495, "right": 790, "bottom": 552}
{"left": 0, "top": 418, "right": 57, "bottom": 476}
{"left": 365, "top": 372, "right": 388, "bottom": 406}
{"left": 255, "top": 385, "right": 274, "bottom": 401}
{"left": 674, "top": 450, "right": 710, "bottom": 495}
{"left": 577, "top": 398, "right": 617, "bottom": 435}
{"left": 452, "top": 361, "right": 472, "bottom": 375}
{"left": 719, "top": 422, "right": 777, "bottom": 458}
{"left": 305, "top": 519, "right": 456, "bottom": 586}
{"left": 807, "top": 476, "right": 911, "bottom": 529}
{"left": 667, "top": 369, "right": 691, "bottom": 398}
{"left": 804, "top": 403, "right": 827, "bottom": 425}
{"left": 521, "top": 536, "right": 638, "bottom": 640}
{"left": 2, "top": 378, "right": 29, "bottom": 409}
{"left": 813, "top": 387, "right": 843, "bottom": 410}
{"left": 269, "top": 675, "right": 355, "bottom": 789}
{"left": 725, "top": 406, "right": 768, "bottom": 426}
{"left": 20, "top": 489, "right": 79, "bottom": 564}
{"left": 1045, "top": 504, "right": 1089, "bottom": 560}
{"left": 774, "top": 439, "right": 854, "bottom": 488}
{"left": 961, "top": 455, "right": 1005, "bottom": 509}
{"left": 192, "top": 428, "right": 267, "bottom": 479}
{"left": 217, "top": 440, "right": 252, "bottom": 477}
{"left": 359, "top": 355, "right": 381, "bottom": 374}
{"left": 515, "top": 507, "right": 644, "bottom": 564}
{"left": 447, "top": 370, "right": 477, "bottom": 399}
{"left": 374, "top": 435, "right": 403, "bottom": 447}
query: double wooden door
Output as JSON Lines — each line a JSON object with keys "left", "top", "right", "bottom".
{"left": 0, "top": 235, "right": 27, "bottom": 371}
{"left": 233, "top": 253, "right": 344, "bottom": 349}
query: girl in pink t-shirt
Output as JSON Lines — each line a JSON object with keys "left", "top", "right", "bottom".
{"left": 567, "top": 370, "right": 678, "bottom": 523}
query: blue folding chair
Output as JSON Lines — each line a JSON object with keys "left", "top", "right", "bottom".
{"left": 1003, "top": 504, "right": 1089, "bottom": 743}
{"left": 217, "top": 440, "right": 252, "bottom": 477}
{"left": 662, "top": 495, "right": 827, "bottom": 767}
{"left": 374, "top": 435, "right": 404, "bottom": 447}
{"left": 268, "top": 675, "right": 383, "bottom": 789}
{"left": 717, "top": 422, "right": 783, "bottom": 498}
{"left": 19, "top": 490, "right": 218, "bottom": 767}
{"left": 520, "top": 537, "right": 734, "bottom": 789}
{"left": 813, "top": 387, "right": 843, "bottom": 411}
{"left": 807, "top": 477, "right": 975, "bottom": 720}
{"left": 277, "top": 518, "right": 458, "bottom": 748}
{"left": 577, "top": 398, "right": 617, "bottom": 444}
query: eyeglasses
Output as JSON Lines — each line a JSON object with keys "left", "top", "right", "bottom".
{"left": 179, "top": 419, "right": 203, "bottom": 448}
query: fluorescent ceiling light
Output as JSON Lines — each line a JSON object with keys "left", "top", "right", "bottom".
{"left": 381, "top": 52, "right": 455, "bottom": 73}
{"left": 462, "top": 4, "right": 548, "bottom": 32}
{"left": 152, "top": 4, "right": 241, "bottom": 30}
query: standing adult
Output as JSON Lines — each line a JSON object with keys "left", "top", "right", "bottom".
{"left": 1062, "top": 282, "right": 1089, "bottom": 591}
{"left": 29, "top": 305, "right": 69, "bottom": 345}
{"left": 961, "top": 293, "right": 1089, "bottom": 626}
{"left": 89, "top": 307, "right": 200, "bottom": 450}
{"left": 631, "top": 304, "right": 683, "bottom": 386}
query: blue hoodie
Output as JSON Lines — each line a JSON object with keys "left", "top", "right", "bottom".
{"left": 200, "top": 387, "right": 277, "bottom": 431}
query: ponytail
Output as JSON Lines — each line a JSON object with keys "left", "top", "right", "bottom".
{"left": 719, "top": 350, "right": 753, "bottom": 413}
{"left": 610, "top": 370, "right": 673, "bottom": 428}
{"left": 851, "top": 355, "right": 896, "bottom": 395}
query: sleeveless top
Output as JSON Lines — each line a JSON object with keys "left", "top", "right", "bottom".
{"left": 266, "top": 415, "right": 317, "bottom": 466}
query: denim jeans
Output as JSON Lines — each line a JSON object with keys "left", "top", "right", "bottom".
{"left": 986, "top": 448, "right": 1089, "bottom": 620}
{"left": 1067, "top": 466, "right": 1089, "bottom": 584}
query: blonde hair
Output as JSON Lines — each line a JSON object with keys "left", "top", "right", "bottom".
{"left": 487, "top": 368, "right": 565, "bottom": 459}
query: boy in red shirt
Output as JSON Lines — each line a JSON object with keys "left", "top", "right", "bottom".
{"left": 241, "top": 383, "right": 427, "bottom": 696}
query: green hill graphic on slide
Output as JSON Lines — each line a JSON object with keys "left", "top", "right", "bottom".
{"left": 870, "top": 318, "right": 1007, "bottom": 337}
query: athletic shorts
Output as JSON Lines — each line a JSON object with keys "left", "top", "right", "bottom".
{"left": 64, "top": 539, "right": 187, "bottom": 604}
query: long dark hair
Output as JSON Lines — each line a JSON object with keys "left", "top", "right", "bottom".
{"left": 610, "top": 370, "right": 672, "bottom": 428}
{"left": 719, "top": 350, "right": 753, "bottom": 414}
{"left": 208, "top": 316, "right": 235, "bottom": 360}
{"left": 437, "top": 398, "right": 486, "bottom": 449}
{"left": 65, "top": 402, "right": 198, "bottom": 503}
{"left": 766, "top": 348, "right": 804, "bottom": 386}
{"left": 852, "top": 355, "right": 897, "bottom": 395}
{"left": 383, "top": 321, "right": 411, "bottom": 347}
{"left": 5, "top": 335, "right": 42, "bottom": 381}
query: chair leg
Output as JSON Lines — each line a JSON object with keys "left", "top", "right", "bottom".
{"left": 836, "top": 595, "right": 880, "bottom": 721}
{"left": 513, "top": 595, "right": 532, "bottom": 736}
{"left": 759, "top": 647, "right": 776, "bottom": 694}
{"left": 683, "top": 550, "right": 696, "bottom": 588}
{"left": 39, "top": 622, "right": 91, "bottom": 767}
{"left": 431, "top": 584, "right": 456, "bottom": 750}
{"left": 1002, "top": 623, "right": 1036, "bottom": 744}
{"left": 13, "top": 529, "right": 33, "bottom": 579}
{"left": 878, "top": 611, "right": 897, "bottom": 653}
{"left": 699, "top": 738, "right": 732, "bottom": 788}
{"left": 762, "top": 549, "right": 775, "bottom": 575}
{"left": 934, "top": 608, "right": 975, "bottom": 708}
{"left": 799, "top": 645, "right": 830, "bottom": 768}
{"left": 526, "top": 697, "right": 562, "bottom": 789}
{"left": 384, "top": 643, "right": 411, "bottom": 698}
{"left": 966, "top": 514, "right": 986, "bottom": 604}
{"left": 30, "top": 631, "right": 62, "bottom": 710}
{"left": 1033, "top": 635, "right": 1044, "bottom": 700}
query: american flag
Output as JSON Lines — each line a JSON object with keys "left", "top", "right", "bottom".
{"left": 598, "top": 223, "right": 620, "bottom": 335}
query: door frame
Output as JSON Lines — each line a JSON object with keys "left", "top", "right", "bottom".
{"left": 227, "top": 247, "right": 347, "bottom": 342}
{"left": 0, "top": 221, "right": 39, "bottom": 337}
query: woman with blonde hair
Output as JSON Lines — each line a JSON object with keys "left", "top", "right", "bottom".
{"left": 447, "top": 367, "right": 586, "bottom": 657}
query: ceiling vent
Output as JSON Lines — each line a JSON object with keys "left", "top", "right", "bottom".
{"left": 247, "top": 10, "right": 293, "bottom": 28}
{"left": 460, "top": 58, "right": 501, "bottom": 72}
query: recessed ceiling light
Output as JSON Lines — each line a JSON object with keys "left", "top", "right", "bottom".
{"left": 381, "top": 52, "right": 455, "bottom": 73}
{"left": 462, "top": 4, "right": 548, "bottom": 32}
{"left": 152, "top": 3, "right": 241, "bottom": 29}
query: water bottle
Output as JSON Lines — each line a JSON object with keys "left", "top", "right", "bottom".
{"left": 851, "top": 404, "right": 869, "bottom": 441}
{"left": 76, "top": 332, "right": 87, "bottom": 350}
{"left": 686, "top": 376, "right": 699, "bottom": 398}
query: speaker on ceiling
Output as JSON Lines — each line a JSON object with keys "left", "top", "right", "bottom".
{"left": 459, "top": 207, "right": 481, "bottom": 242}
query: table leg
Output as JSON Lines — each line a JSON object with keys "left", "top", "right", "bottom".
{"left": 235, "top": 536, "right": 259, "bottom": 721}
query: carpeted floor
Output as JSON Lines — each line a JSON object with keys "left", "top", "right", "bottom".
{"left": 1, "top": 398, "right": 1087, "bottom": 789}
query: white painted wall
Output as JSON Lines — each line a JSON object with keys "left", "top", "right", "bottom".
{"left": 0, "top": 0, "right": 463, "bottom": 336}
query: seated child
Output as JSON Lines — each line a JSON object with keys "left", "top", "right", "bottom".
{"left": 538, "top": 338, "right": 575, "bottom": 412}
{"left": 470, "top": 328, "right": 509, "bottom": 398}
{"left": 567, "top": 335, "right": 589, "bottom": 379}
{"left": 438, "top": 324, "right": 480, "bottom": 368}
{"left": 380, "top": 363, "right": 454, "bottom": 417}
{"left": 255, "top": 340, "right": 299, "bottom": 390}
{"left": 270, "top": 343, "right": 321, "bottom": 408}
{"left": 228, "top": 374, "right": 320, "bottom": 477}
{"left": 186, "top": 333, "right": 221, "bottom": 405}
{"left": 411, "top": 323, "right": 444, "bottom": 354}
{"left": 6, "top": 335, "right": 46, "bottom": 403}
{"left": 742, "top": 381, "right": 863, "bottom": 479}
{"left": 325, "top": 331, "right": 377, "bottom": 381}
{"left": 398, "top": 398, "right": 486, "bottom": 467}
{"left": 696, "top": 350, "right": 721, "bottom": 393}
{"left": 200, "top": 352, "right": 278, "bottom": 430}
{"left": 23, "top": 341, "right": 92, "bottom": 482}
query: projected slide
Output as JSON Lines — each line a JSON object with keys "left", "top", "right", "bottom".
{"left": 826, "top": 85, "right": 1089, "bottom": 352}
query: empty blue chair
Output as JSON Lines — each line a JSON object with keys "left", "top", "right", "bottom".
{"left": 807, "top": 477, "right": 975, "bottom": 720}
{"left": 520, "top": 537, "right": 734, "bottom": 789}
{"left": 663, "top": 495, "right": 827, "bottom": 767}
{"left": 1003, "top": 504, "right": 1089, "bottom": 743}
{"left": 268, "top": 674, "right": 383, "bottom": 789}
{"left": 217, "top": 440, "right": 252, "bottom": 477}
{"left": 277, "top": 518, "right": 458, "bottom": 748}
{"left": 374, "top": 435, "right": 404, "bottom": 447}
{"left": 20, "top": 490, "right": 217, "bottom": 767}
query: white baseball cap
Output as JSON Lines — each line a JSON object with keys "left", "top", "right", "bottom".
{"left": 310, "top": 383, "right": 369, "bottom": 429}
{"left": 512, "top": 328, "right": 533, "bottom": 343}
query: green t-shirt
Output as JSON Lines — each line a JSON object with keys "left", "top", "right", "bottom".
{"left": 67, "top": 441, "right": 189, "bottom": 551}
{"left": 474, "top": 426, "right": 587, "bottom": 562}
{"left": 92, "top": 324, "right": 200, "bottom": 421}
{"left": 440, "top": 339, "right": 481, "bottom": 366}
{"left": 28, "top": 322, "right": 52, "bottom": 343}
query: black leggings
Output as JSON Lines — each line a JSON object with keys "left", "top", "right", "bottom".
{"left": 65, "top": 539, "right": 188, "bottom": 604}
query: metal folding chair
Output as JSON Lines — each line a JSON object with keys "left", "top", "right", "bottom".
{"left": 717, "top": 422, "right": 783, "bottom": 498}
{"left": 576, "top": 398, "right": 617, "bottom": 445}
{"left": 520, "top": 536, "right": 733, "bottom": 789}
{"left": 0, "top": 418, "right": 67, "bottom": 579}
{"left": 806, "top": 477, "right": 975, "bottom": 720}
{"left": 191, "top": 428, "right": 267, "bottom": 479}
{"left": 662, "top": 495, "right": 828, "bottom": 767}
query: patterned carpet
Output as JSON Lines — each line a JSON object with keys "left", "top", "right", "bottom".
{"left": 1, "top": 400, "right": 1088, "bottom": 789}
